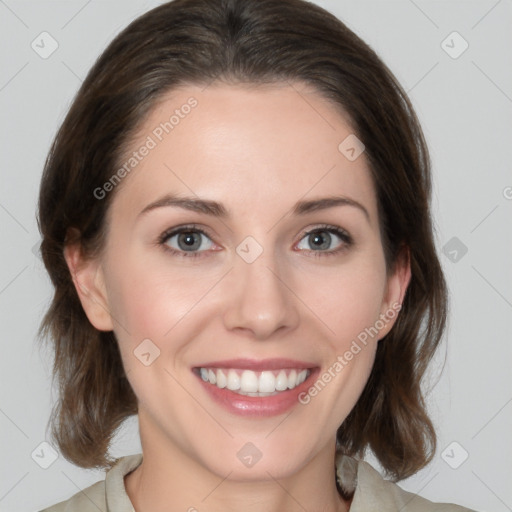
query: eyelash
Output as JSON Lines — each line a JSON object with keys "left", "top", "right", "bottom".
{"left": 157, "top": 224, "right": 214, "bottom": 259}
{"left": 157, "top": 223, "right": 353, "bottom": 259}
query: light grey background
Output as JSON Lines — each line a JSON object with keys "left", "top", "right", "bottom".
{"left": 1, "top": 1, "right": 511, "bottom": 511}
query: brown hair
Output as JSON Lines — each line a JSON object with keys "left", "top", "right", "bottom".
{"left": 37, "top": 0, "right": 447, "bottom": 480}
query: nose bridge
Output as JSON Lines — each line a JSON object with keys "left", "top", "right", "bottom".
{"left": 222, "top": 241, "right": 299, "bottom": 339}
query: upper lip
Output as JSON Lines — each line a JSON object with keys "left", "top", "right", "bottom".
{"left": 194, "top": 358, "right": 317, "bottom": 371}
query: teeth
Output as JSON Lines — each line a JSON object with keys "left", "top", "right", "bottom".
{"left": 259, "top": 371, "right": 275, "bottom": 393}
{"left": 240, "top": 370, "right": 258, "bottom": 392}
{"left": 226, "top": 369, "right": 240, "bottom": 391}
{"left": 287, "top": 369, "right": 297, "bottom": 389}
{"left": 216, "top": 369, "right": 227, "bottom": 388}
{"left": 198, "top": 367, "right": 311, "bottom": 394}
{"left": 275, "top": 370, "right": 288, "bottom": 391}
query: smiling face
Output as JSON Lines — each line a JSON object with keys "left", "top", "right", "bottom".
{"left": 66, "top": 82, "right": 409, "bottom": 483}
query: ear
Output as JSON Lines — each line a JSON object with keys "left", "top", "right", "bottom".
{"left": 63, "top": 232, "right": 114, "bottom": 332}
{"left": 377, "top": 246, "right": 411, "bottom": 340}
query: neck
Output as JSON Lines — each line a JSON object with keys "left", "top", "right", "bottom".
{"left": 125, "top": 418, "right": 350, "bottom": 512}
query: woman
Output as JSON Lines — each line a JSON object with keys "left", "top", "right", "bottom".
{"left": 37, "top": 0, "right": 477, "bottom": 510}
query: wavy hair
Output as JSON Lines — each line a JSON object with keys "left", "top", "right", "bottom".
{"left": 37, "top": 0, "right": 447, "bottom": 479}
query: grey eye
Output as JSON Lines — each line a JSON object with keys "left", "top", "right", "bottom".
{"left": 166, "top": 231, "right": 214, "bottom": 252}
{"left": 296, "top": 230, "right": 345, "bottom": 251}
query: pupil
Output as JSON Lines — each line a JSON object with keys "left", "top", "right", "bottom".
{"left": 178, "top": 232, "right": 201, "bottom": 251}
{"left": 310, "top": 231, "right": 331, "bottom": 250}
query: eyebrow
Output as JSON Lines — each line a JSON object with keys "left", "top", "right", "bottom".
{"left": 138, "top": 195, "right": 227, "bottom": 218}
{"left": 137, "top": 194, "right": 370, "bottom": 221}
{"left": 292, "top": 196, "right": 369, "bottom": 221}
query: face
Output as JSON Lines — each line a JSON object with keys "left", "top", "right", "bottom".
{"left": 67, "top": 82, "right": 409, "bottom": 481}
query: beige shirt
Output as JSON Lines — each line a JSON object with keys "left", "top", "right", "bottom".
{"left": 40, "top": 453, "right": 476, "bottom": 511}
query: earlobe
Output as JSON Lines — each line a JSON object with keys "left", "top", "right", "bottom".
{"left": 63, "top": 238, "right": 114, "bottom": 332}
{"left": 378, "top": 246, "right": 412, "bottom": 339}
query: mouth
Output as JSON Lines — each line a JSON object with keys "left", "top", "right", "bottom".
{"left": 192, "top": 358, "right": 318, "bottom": 416}
{"left": 195, "top": 367, "right": 311, "bottom": 396}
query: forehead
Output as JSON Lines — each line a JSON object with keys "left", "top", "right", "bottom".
{"left": 109, "top": 82, "right": 378, "bottom": 225}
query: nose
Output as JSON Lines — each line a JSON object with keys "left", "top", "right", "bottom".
{"left": 222, "top": 251, "right": 300, "bottom": 340}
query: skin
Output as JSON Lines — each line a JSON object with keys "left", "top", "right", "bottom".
{"left": 65, "top": 82, "right": 410, "bottom": 512}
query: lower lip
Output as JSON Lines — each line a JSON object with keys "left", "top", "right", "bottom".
{"left": 194, "top": 369, "right": 319, "bottom": 417}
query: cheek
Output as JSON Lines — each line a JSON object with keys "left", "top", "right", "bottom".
{"left": 313, "top": 255, "right": 387, "bottom": 416}
{"left": 103, "top": 250, "right": 213, "bottom": 337}
{"left": 103, "top": 260, "right": 205, "bottom": 407}
{"left": 296, "top": 253, "right": 388, "bottom": 349}
{"left": 103, "top": 250, "right": 229, "bottom": 383}
{"left": 296, "top": 260, "right": 386, "bottom": 426}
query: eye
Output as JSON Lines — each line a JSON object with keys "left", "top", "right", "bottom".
{"left": 295, "top": 226, "right": 352, "bottom": 254}
{"left": 160, "top": 227, "right": 215, "bottom": 255}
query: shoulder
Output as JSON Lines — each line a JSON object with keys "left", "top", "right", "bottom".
{"left": 38, "top": 454, "right": 143, "bottom": 512}
{"left": 39, "top": 480, "right": 106, "bottom": 512}
{"left": 337, "top": 455, "right": 478, "bottom": 512}
{"left": 357, "top": 460, "right": 475, "bottom": 511}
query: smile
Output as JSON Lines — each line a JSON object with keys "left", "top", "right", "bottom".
{"left": 192, "top": 359, "right": 318, "bottom": 416}
{"left": 197, "top": 367, "right": 310, "bottom": 396}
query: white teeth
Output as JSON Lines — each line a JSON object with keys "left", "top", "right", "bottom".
{"left": 287, "top": 370, "right": 297, "bottom": 389}
{"left": 240, "top": 370, "right": 259, "bottom": 392}
{"left": 216, "top": 369, "right": 227, "bottom": 388}
{"left": 275, "top": 370, "right": 288, "bottom": 391}
{"left": 198, "top": 367, "right": 311, "bottom": 394}
{"left": 226, "top": 369, "right": 241, "bottom": 391}
{"left": 259, "top": 371, "right": 276, "bottom": 393}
